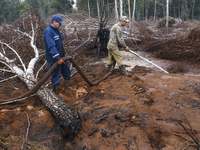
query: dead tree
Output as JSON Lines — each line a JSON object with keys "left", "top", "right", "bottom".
{"left": 0, "top": 13, "right": 82, "bottom": 140}
{"left": 96, "top": 2, "right": 110, "bottom": 58}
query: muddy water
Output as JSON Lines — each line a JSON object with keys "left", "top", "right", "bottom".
{"left": 101, "top": 51, "right": 170, "bottom": 72}
{"left": 101, "top": 50, "right": 200, "bottom": 76}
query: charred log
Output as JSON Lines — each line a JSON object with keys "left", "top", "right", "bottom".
{"left": 36, "top": 87, "right": 82, "bottom": 140}
{"left": 96, "top": 6, "right": 110, "bottom": 58}
{"left": 97, "top": 28, "right": 110, "bottom": 57}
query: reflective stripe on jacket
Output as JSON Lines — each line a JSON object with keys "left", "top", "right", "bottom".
{"left": 44, "top": 25, "right": 65, "bottom": 64}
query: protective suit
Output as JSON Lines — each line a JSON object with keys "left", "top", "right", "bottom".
{"left": 44, "top": 25, "right": 71, "bottom": 86}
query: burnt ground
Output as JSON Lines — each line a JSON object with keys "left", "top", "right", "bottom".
{"left": 0, "top": 57, "right": 200, "bottom": 150}
{"left": 0, "top": 17, "right": 200, "bottom": 150}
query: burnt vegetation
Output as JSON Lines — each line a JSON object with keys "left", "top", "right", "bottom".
{"left": 139, "top": 19, "right": 200, "bottom": 63}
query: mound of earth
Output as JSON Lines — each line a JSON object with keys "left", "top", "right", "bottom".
{"left": 0, "top": 60, "right": 200, "bottom": 150}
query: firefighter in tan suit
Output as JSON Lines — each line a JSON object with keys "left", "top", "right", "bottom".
{"left": 107, "top": 16, "right": 130, "bottom": 76}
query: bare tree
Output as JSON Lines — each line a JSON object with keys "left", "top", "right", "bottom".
{"left": 127, "top": 0, "right": 131, "bottom": 26}
{"left": 154, "top": 0, "right": 157, "bottom": 21}
{"left": 115, "top": 0, "right": 119, "bottom": 20}
{"left": 184, "top": 0, "right": 188, "bottom": 20}
{"left": 88, "top": 0, "right": 91, "bottom": 18}
{"left": 192, "top": 0, "right": 195, "bottom": 18}
{"left": 0, "top": 14, "right": 82, "bottom": 140}
{"left": 132, "top": 0, "right": 136, "bottom": 21}
{"left": 97, "top": 0, "right": 100, "bottom": 18}
{"left": 145, "top": 0, "right": 150, "bottom": 21}
{"left": 191, "top": 0, "right": 195, "bottom": 19}
{"left": 96, "top": 1, "right": 109, "bottom": 58}
{"left": 166, "top": 0, "right": 169, "bottom": 33}
{"left": 120, "top": 0, "right": 123, "bottom": 17}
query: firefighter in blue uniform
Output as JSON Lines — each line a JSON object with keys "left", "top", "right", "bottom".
{"left": 44, "top": 15, "right": 71, "bottom": 95}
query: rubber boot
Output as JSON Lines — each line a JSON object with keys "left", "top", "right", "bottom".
{"left": 119, "top": 65, "right": 132, "bottom": 77}
{"left": 108, "top": 60, "right": 116, "bottom": 72}
{"left": 108, "top": 64, "right": 113, "bottom": 72}
{"left": 64, "top": 79, "right": 70, "bottom": 89}
{"left": 53, "top": 84, "right": 60, "bottom": 95}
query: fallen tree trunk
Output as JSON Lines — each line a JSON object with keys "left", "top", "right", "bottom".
{"left": 36, "top": 87, "right": 82, "bottom": 140}
{"left": 34, "top": 56, "right": 112, "bottom": 140}
{"left": 0, "top": 56, "right": 113, "bottom": 140}
{"left": 0, "top": 56, "right": 112, "bottom": 103}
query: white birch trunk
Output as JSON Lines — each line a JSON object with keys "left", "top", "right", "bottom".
{"left": 154, "top": 0, "right": 157, "bottom": 21}
{"left": 145, "top": 0, "right": 149, "bottom": 21}
{"left": 115, "top": 0, "right": 119, "bottom": 20}
{"left": 107, "top": 2, "right": 110, "bottom": 18}
{"left": 166, "top": 0, "right": 169, "bottom": 33}
{"left": 127, "top": 0, "right": 131, "bottom": 26}
{"left": 97, "top": 0, "right": 100, "bottom": 18}
{"left": 88, "top": 0, "right": 91, "bottom": 18}
{"left": 184, "top": 0, "right": 188, "bottom": 20}
{"left": 132, "top": 0, "right": 136, "bottom": 21}
{"left": 120, "top": 0, "right": 123, "bottom": 17}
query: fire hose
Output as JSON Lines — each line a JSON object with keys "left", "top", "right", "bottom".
{"left": 1, "top": 56, "right": 112, "bottom": 103}
{"left": 129, "top": 50, "right": 169, "bottom": 73}
{"left": 2, "top": 51, "right": 168, "bottom": 103}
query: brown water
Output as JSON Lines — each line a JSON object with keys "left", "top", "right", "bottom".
{"left": 102, "top": 51, "right": 200, "bottom": 76}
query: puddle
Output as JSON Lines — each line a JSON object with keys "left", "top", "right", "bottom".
{"left": 98, "top": 51, "right": 200, "bottom": 76}
{"left": 161, "top": 75, "right": 179, "bottom": 79}
{"left": 184, "top": 74, "right": 200, "bottom": 77}
{"left": 147, "top": 87, "right": 156, "bottom": 92}
{"left": 155, "top": 119, "right": 177, "bottom": 127}
{"left": 102, "top": 51, "right": 170, "bottom": 72}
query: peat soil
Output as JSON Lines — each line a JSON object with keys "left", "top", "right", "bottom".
{"left": 0, "top": 54, "right": 200, "bottom": 150}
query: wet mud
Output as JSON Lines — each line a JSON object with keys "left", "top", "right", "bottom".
{"left": 0, "top": 61, "right": 200, "bottom": 150}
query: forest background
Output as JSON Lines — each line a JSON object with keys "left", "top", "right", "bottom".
{"left": 0, "top": 0, "right": 199, "bottom": 24}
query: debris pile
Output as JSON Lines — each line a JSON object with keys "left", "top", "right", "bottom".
{"left": 143, "top": 28, "right": 200, "bottom": 63}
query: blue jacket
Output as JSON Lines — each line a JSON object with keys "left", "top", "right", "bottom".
{"left": 44, "top": 25, "right": 65, "bottom": 64}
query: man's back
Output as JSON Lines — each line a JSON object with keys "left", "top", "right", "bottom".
{"left": 107, "top": 22, "right": 126, "bottom": 51}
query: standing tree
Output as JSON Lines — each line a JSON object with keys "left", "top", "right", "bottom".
{"left": 166, "top": 0, "right": 169, "bottom": 33}
{"left": 96, "top": 0, "right": 109, "bottom": 58}
{"left": 182, "top": 0, "right": 188, "bottom": 20}
{"left": 88, "top": 0, "right": 91, "bottom": 18}
{"left": 49, "top": 0, "right": 74, "bottom": 15}
{"left": 115, "top": 0, "right": 119, "bottom": 20}
{"left": 132, "top": 0, "right": 136, "bottom": 21}
{"left": 27, "top": 0, "right": 40, "bottom": 14}
{"left": 154, "top": 0, "right": 157, "bottom": 21}
{"left": 97, "top": 0, "right": 100, "bottom": 18}
{"left": 190, "top": 0, "right": 195, "bottom": 19}
{"left": 127, "top": 0, "right": 131, "bottom": 26}
{"left": 120, "top": 0, "right": 123, "bottom": 17}
{"left": 13, "top": 0, "right": 22, "bottom": 20}
{"left": 145, "top": 0, "right": 150, "bottom": 21}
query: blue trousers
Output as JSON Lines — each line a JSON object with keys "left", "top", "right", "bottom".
{"left": 50, "top": 61, "right": 71, "bottom": 85}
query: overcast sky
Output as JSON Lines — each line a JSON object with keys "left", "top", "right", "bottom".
{"left": 73, "top": 0, "right": 77, "bottom": 9}
{"left": 73, "top": 0, "right": 76, "bottom": 5}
